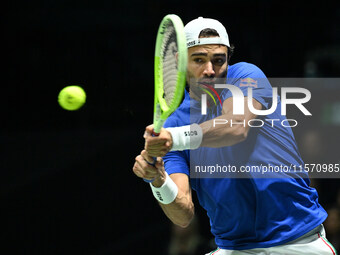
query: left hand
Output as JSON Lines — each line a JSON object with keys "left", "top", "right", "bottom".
{"left": 132, "top": 150, "right": 166, "bottom": 186}
{"left": 144, "top": 124, "right": 173, "bottom": 157}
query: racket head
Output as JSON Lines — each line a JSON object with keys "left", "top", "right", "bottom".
{"left": 153, "top": 14, "right": 187, "bottom": 133}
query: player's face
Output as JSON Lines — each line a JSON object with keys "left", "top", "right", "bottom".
{"left": 186, "top": 44, "right": 228, "bottom": 99}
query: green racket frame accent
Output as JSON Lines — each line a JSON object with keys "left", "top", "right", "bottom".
{"left": 153, "top": 14, "right": 187, "bottom": 134}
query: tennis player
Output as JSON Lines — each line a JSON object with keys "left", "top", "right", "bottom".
{"left": 133, "top": 17, "right": 337, "bottom": 254}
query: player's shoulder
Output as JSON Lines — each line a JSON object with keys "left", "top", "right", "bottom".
{"left": 229, "top": 61, "right": 262, "bottom": 72}
{"left": 228, "top": 62, "right": 267, "bottom": 78}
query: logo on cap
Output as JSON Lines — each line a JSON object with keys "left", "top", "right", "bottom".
{"left": 187, "top": 40, "right": 196, "bottom": 47}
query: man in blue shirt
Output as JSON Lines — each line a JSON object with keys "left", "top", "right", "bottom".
{"left": 133, "top": 17, "right": 336, "bottom": 254}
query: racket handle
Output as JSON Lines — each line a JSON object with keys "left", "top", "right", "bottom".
{"left": 152, "top": 131, "right": 160, "bottom": 136}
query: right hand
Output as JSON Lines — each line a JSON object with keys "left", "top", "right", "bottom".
{"left": 144, "top": 125, "right": 173, "bottom": 157}
{"left": 133, "top": 150, "right": 167, "bottom": 187}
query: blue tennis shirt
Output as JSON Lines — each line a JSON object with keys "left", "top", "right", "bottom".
{"left": 162, "top": 62, "right": 327, "bottom": 250}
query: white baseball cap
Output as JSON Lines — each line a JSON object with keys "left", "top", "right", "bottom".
{"left": 184, "top": 17, "right": 230, "bottom": 48}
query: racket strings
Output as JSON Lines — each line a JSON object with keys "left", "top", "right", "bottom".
{"left": 161, "top": 23, "right": 178, "bottom": 107}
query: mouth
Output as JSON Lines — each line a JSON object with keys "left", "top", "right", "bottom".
{"left": 197, "top": 80, "right": 215, "bottom": 87}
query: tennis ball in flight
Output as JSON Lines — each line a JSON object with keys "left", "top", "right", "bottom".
{"left": 58, "top": 85, "right": 86, "bottom": 111}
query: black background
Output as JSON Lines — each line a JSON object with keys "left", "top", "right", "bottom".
{"left": 2, "top": 1, "right": 340, "bottom": 254}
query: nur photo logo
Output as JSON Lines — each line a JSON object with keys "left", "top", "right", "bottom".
{"left": 199, "top": 82, "right": 312, "bottom": 128}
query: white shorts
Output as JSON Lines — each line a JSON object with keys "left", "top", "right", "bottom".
{"left": 206, "top": 225, "right": 337, "bottom": 255}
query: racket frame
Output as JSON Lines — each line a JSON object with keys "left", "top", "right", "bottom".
{"left": 153, "top": 14, "right": 187, "bottom": 134}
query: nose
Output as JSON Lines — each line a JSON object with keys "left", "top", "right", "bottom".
{"left": 202, "top": 61, "right": 215, "bottom": 77}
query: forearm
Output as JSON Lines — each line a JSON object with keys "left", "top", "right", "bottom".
{"left": 199, "top": 97, "right": 262, "bottom": 147}
{"left": 199, "top": 114, "right": 248, "bottom": 148}
{"left": 151, "top": 173, "right": 194, "bottom": 228}
{"left": 159, "top": 191, "right": 194, "bottom": 228}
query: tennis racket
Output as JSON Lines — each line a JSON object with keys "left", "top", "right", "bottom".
{"left": 153, "top": 14, "right": 187, "bottom": 135}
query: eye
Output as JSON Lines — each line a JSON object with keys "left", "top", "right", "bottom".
{"left": 212, "top": 58, "right": 226, "bottom": 66}
{"left": 193, "top": 58, "right": 205, "bottom": 64}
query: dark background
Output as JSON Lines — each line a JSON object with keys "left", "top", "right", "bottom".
{"left": 2, "top": 1, "right": 340, "bottom": 254}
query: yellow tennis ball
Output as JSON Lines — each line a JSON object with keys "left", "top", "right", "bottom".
{"left": 58, "top": 85, "right": 86, "bottom": 111}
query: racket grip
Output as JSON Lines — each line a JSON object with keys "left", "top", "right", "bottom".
{"left": 152, "top": 131, "right": 160, "bottom": 136}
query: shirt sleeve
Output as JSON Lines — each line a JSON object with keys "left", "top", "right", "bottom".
{"left": 221, "top": 62, "right": 277, "bottom": 110}
{"left": 163, "top": 150, "right": 190, "bottom": 176}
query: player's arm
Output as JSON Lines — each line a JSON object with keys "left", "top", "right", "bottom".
{"left": 158, "top": 173, "right": 194, "bottom": 228}
{"left": 145, "top": 97, "right": 262, "bottom": 156}
{"left": 133, "top": 150, "right": 194, "bottom": 228}
{"left": 200, "top": 96, "right": 261, "bottom": 147}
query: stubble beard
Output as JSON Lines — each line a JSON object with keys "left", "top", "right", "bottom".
{"left": 187, "top": 67, "right": 228, "bottom": 102}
